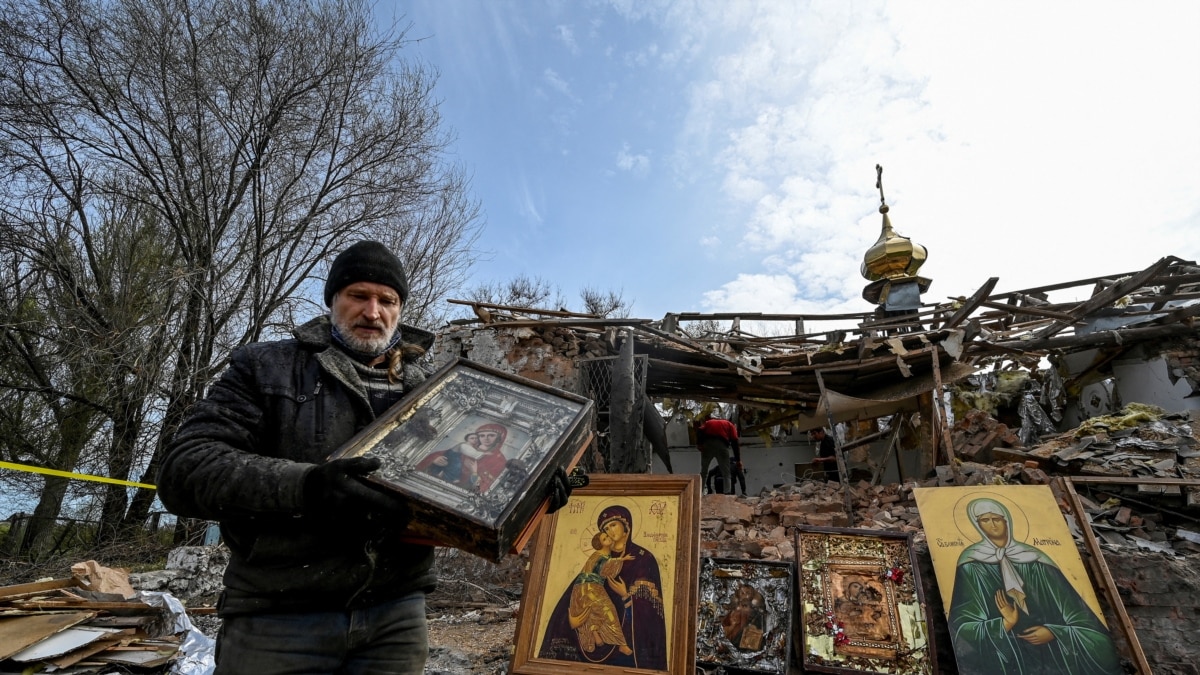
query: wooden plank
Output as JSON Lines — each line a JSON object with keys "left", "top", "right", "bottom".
{"left": 0, "top": 577, "right": 79, "bottom": 602}
{"left": 992, "top": 321, "right": 1198, "bottom": 352}
{"left": 445, "top": 299, "right": 602, "bottom": 319}
{"left": 674, "top": 310, "right": 872, "bottom": 322}
{"left": 978, "top": 299, "right": 1080, "bottom": 322}
{"left": 856, "top": 306, "right": 943, "bottom": 330}
{"left": 1033, "top": 257, "right": 1176, "bottom": 339}
{"left": 635, "top": 324, "right": 763, "bottom": 374}
{"left": 869, "top": 423, "right": 904, "bottom": 485}
{"left": 985, "top": 266, "right": 1180, "bottom": 303}
{"left": 941, "top": 277, "right": 999, "bottom": 328}
{"left": 11, "top": 600, "right": 158, "bottom": 614}
{"left": 815, "top": 371, "right": 855, "bottom": 522}
{"left": 0, "top": 611, "right": 97, "bottom": 661}
{"left": 466, "top": 317, "right": 650, "bottom": 329}
{"left": 929, "top": 345, "right": 958, "bottom": 478}
{"left": 1068, "top": 477, "right": 1200, "bottom": 486}
{"left": 1062, "top": 478, "right": 1152, "bottom": 675}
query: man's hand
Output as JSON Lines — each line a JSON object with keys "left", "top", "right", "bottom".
{"left": 546, "top": 467, "right": 572, "bottom": 514}
{"left": 304, "top": 456, "right": 411, "bottom": 528}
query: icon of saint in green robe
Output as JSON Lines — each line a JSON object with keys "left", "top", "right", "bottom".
{"left": 948, "top": 498, "right": 1122, "bottom": 675}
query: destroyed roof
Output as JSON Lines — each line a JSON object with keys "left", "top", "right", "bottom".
{"left": 446, "top": 255, "right": 1200, "bottom": 415}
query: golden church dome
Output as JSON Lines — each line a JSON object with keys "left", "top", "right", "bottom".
{"left": 860, "top": 165, "right": 931, "bottom": 308}
{"left": 860, "top": 203, "right": 928, "bottom": 281}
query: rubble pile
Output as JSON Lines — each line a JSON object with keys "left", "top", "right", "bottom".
{"left": 127, "top": 544, "right": 229, "bottom": 603}
{"left": 699, "top": 404, "right": 1200, "bottom": 564}
{"left": 697, "top": 460, "right": 1070, "bottom": 561}
{"left": 950, "top": 408, "right": 1025, "bottom": 463}
{"left": 0, "top": 565, "right": 205, "bottom": 672}
{"left": 1027, "top": 405, "right": 1199, "bottom": 488}
{"left": 1070, "top": 488, "right": 1200, "bottom": 556}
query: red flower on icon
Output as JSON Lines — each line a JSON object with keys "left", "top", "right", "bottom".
{"left": 824, "top": 611, "right": 849, "bottom": 645}
{"left": 883, "top": 565, "right": 905, "bottom": 584}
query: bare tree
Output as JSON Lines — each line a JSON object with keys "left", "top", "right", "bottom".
{"left": 465, "top": 274, "right": 566, "bottom": 310}
{"left": 374, "top": 171, "right": 482, "bottom": 329}
{"left": 680, "top": 319, "right": 725, "bottom": 339}
{"left": 579, "top": 286, "right": 632, "bottom": 318}
{"left": 0, "top": 0, "right": 481, "bottom": 543}
{"left": 460, "top": 277, "right": 632, "bottom": 319}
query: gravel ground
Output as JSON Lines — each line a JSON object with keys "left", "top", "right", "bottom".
{"left": 425, "top": 608, "right": 519, "bottom": 674}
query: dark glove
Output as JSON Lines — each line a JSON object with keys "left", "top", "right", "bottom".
{"left": 304, "top": 456, "right": 411, "bottom": 528}
{"left": 546, "top": 466, "right": 572, "bottom": 514}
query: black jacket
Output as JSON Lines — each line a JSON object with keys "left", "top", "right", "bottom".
{"left": 157, "top": 316, "right": 435, "bottom": 616}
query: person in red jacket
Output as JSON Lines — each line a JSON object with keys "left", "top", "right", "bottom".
{"left": 695, "top": 415, "right": 741, "bottom": 495}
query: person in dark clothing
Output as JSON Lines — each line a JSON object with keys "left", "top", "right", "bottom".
{"left": 706, "top": 465, "right": 726, "bottom": 495}
{"left": 695, "top": 416, "right": 742, "bottom": 495}
{"left": 809, "top": 427, "right": 841, "bottom": 483}
{"left": 157, "top": 241, "right": 570, "bottom": 674}
{"left": 707, "top": 461, "right": 747, "bottom": 497}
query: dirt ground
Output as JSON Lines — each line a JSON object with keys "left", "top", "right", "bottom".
{"left": 425, "top": 606, "right": 520, "bottom": 674}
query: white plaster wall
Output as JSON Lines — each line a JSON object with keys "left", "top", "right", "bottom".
{"left": 1111, "top": 355, "right": 1200, "bottom": 413}
{"left": 653, "top": 420, "right": 913, "bottom": 493}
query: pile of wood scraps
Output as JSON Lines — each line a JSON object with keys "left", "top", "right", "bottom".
{"left": 0, "top": 577, "right": 182, "bottom": 672}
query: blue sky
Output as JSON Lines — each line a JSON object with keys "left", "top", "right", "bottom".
{"left": 383, "top": 1, "right": 1200, "bottom": 323}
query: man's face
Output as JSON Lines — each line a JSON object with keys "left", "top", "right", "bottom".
{"left": 976, "top": 513, "right": 1008, "bottom": 542}
{"left": 477, "top": 430, "right": 500, "bottom": 451}
{"left": 331, "top": 281, "right": 402, "bottom": 355}
{"left": 603, "top": 519, "right": 629, "bottom": 551}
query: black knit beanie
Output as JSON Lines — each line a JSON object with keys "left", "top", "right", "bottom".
{"left": 323, "top": 241, "right": 410, "bottom": 306}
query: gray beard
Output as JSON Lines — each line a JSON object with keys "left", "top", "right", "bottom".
{"left": 333, "top": 314, "right": 398, "bottom": 356}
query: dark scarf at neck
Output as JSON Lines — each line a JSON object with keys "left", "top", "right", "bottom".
{"left": 330, "top": 322, "right": 403, "bottom": 364}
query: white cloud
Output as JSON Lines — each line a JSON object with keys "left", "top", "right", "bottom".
{"left": 554, "top": 24, "right": 579, "bottom": 55}
{"left": 515, "top": 174, "right": 544, "bottom": 225}
{"left": 702, "top": 274, "right": 801, "bottom": 312}
{"left": 616, "top": 142, "right": 651, "bottom": 177}
{"left": 654, "top": 0, "right": 1200, "bottom": 313}
{"left": 542, "top": 68, "right": 577, "bottom": 102}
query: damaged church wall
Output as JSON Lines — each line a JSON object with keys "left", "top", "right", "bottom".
{"left": 1103, "top": 550, "right": 1200, "bottom": 675}
{"left": 428, "top": 324, "right": 585, "bottom": 392}
{"left": 1058, "top": 337, "right": 1200, "bottom": 429}
{"left": 1112, "top": 352, "right": 1200, "bottom": 412}
{"left": 658, "top": 418, "right": 922, "bottom": 493}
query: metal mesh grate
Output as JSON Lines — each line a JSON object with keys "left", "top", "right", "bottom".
{"left": 577, "top": 355, "right": 648, "bottom": 463}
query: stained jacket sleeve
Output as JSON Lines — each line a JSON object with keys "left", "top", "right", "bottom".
{"left": 157, "top": 345, "right": 313, "bottom": 521}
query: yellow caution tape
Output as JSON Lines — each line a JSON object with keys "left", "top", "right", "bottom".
{"left": 0, "top": 461, "right": 155, "bottom": 490}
